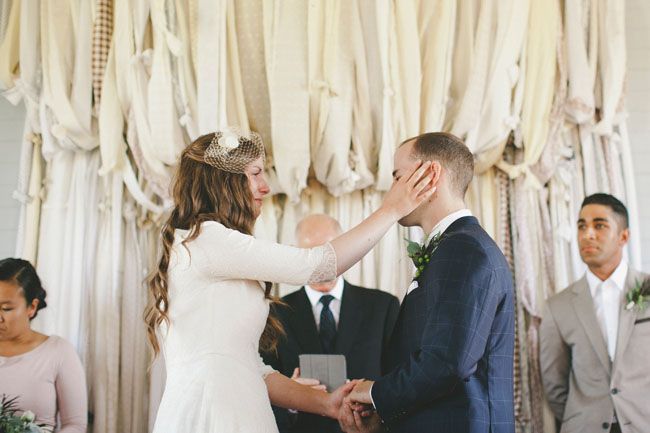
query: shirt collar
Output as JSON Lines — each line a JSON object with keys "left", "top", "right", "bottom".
{"left": 305, "top": 277, "right": 344, "bottom": 307}
{"left": 425, "top": 209, "right": 472, "bottom": 244}
{"left": 586, "top": 259, "right": 628, "bottom": 297}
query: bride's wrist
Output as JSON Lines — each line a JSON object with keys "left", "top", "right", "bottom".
{"left": 320, "top": 392, "right": 336, "bottom": 419}
{"left": 376, "top": 204, "right": 400, "bottom": 223}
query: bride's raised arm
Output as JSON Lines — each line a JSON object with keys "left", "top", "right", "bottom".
{"left": 191, "top": 160, "right": 434, "bottom": 286}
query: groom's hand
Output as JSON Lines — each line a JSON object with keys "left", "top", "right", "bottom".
{"left": 347, "top": 379, "right": 374, "bottom": 405}
{"left": 339, "top": 400, "right": 383, "bottom": 433}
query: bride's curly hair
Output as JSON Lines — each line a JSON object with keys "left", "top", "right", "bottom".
{"left": 145, "top": 133, "right": 284, "bottom": 357}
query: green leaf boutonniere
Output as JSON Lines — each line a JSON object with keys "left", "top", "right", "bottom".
{"left": 625, "top": 278, "right": 650, "bottom": 312}
{"left": 405, "top": 232, "right": 444, "bottom": 279}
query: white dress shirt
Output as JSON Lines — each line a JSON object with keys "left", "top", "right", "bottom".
{"left": 425, "top": 208, "right": 473, "bottom": 245}
{"left": 406, "top": 209, "right": 473, "bottom": 295}
{"left": 304, "top": 278, "right": 344, "bottom": 330}
{"left": 585, "top": 260, "right": 628, "bottom": 360}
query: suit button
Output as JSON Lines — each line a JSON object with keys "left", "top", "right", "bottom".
{"left": 602, "top": 422, "right": 610, "bottom": 429}
{"left": 611, "top": 388, "right": 619, "bottom": 395}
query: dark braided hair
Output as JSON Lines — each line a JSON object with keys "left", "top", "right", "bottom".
{"left": 0, "top": 258, "right": 47, "bottom": 320}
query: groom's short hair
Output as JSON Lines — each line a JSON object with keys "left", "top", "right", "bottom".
{"left": 402, "top": 132, "right": 474, "bottom": 198}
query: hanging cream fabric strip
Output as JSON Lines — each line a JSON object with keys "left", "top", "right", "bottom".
{"left": 129, "top": 0, "right": 171, "bottom": 179}
{"left": 594, "top": 0, "right": 625, "bottom": 136}
{"left": 148, "top": 0, "right": 185, "bottom": 165}
{"left": 417, "top": 0, "right": 456, "bottom": 133}
{"left": 450, "top": 0, "right": 493, "bottom": 142}
{"left": 10, "top": 0, "right": 41, "bottom": 261}
{"left": 0, "top": 0, "right": 19, "bottom": 89}
{"left": 14, "top": 129, "right": 42, "bottom": 263}
{"left": 469, "top": 0, "right": 530, "bottom": 158}
{"left": 444, "top": 0, "right": 479, "bottom": 130}
{"left": 614, "top": 122, "right": 642, "bottom": 269}
{"left": 234, "top": 0, "right": 277, "bottom": 186}
{"left": 357, "top": 0, "right": 384, "bottom": 175}
{"left": 264, "top": 0, "right": 310, "bottom": 201}
{"left": 225, "top": 0, "right": 250, "bottom": 130}
{"left": 496, "top": 0, "right": 559, "bottom": 187}
{"left": 0, "top": 0, "right": 13, "bottom": 41}
{"left": 88, "top": 173, "right": 123, "bottom": 433}
{"left": 22, "top": 135, "right": 41, "bottom": 261}
{"left": 565, "top": 0, "right": 597, "bottom": 124}
{"left": 97, "top": 0, "right": 128, "bottom": 176}
{"left": 347, "top": 0, "right": 374, "bottom": 194}
{"left": 393, "top": 0, "right": 421, "bottom": 137}
{"left": 309, "top": 0, "right": 374, "bottom": 196}
{"left": 374, "top": 0, "right": 398, "bottom": 190}
{"left": 173, "top": 0, "right": 198, "bottom": 140}
{"left": 40, "top": 0, "right": 97, "bottom": 151}
{"left": 120, "top": 199, "right": 152, "bottom": 433}
{"left": 197, "top": 0, "right": 227, "bottom": 132}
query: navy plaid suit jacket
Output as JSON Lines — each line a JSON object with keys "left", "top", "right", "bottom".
{"left": 372, "top": 216, "right": 515, "bottom": 433}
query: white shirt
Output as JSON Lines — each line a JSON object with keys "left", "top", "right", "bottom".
{"left": 304, "top": 278, "right": 344, "bottom": 330}
{"left": 585, "top": 260, "right": 628, "bottom": 360}
{"left": 425, "top": 208, "right": 473, "bottom": 245}
{"left": 406, "top": 209, "right": 473, "bottom": 295}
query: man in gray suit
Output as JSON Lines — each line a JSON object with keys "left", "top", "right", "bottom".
{"left": 540, "top": 193, "right": 649, "bottom": 433}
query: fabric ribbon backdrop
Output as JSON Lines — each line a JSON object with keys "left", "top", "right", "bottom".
{"left": 0, "top": 1, "right": 641, "bottom": 433}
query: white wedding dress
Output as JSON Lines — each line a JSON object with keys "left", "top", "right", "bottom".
{"left": 152, "top": 221, "right": 337, "bottom": 433}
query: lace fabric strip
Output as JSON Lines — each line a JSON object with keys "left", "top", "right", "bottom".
{"left": 307, "top": 242, "right": 338, "bottom": 284}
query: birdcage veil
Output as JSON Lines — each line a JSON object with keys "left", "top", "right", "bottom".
{"left": 204, "top": 126, "right": 265, "bottom": 173}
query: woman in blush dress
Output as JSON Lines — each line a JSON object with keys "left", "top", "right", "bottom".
{"left": 146, "top": 128, "right": 434, "bottom": 433}
{"left": 0, "top": 258, "right": 87, "bottom": 433}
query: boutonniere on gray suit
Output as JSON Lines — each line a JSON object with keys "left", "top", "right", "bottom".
{"left": 625, "top": 277, "right": 650, "bottom": 312}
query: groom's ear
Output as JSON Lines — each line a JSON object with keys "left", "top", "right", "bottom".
{"left": 429, "top": 160, "right": 443, "bottom": 187}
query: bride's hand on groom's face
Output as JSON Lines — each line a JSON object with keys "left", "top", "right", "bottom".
{"left": 382, "top": 160, "right": 437, "bottom": 220}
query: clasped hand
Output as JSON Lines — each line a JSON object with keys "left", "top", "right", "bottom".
{"left": 337, "top": 380, "right": 383, "bottom": 433}
{"left": 292, "top": 370, "right": 381, "bottom": 432}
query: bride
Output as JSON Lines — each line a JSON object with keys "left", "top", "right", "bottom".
{"left": 146, "top": 128, "right": 434, "bottom": 432}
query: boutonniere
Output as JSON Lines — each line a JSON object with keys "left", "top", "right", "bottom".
{"left": 625, "top": 278, "right": 650, "bottom": 312}
{"left": 405, "top": 232, "right": 444, "bottom": 279}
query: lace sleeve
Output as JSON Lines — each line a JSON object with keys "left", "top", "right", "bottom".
{"left": 258, "top": 355, "right": 277, "bottom": 379}
{"left": 307, "top": 242, "right": 338, "bottom": 284}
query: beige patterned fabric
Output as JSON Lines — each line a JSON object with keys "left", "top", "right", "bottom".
{"left": 92, "top": 0, "right": 113, "bottom": 109}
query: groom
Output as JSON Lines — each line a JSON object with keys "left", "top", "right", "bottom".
{"left": 341, "top": 132, "right": 515, "bottom": 433}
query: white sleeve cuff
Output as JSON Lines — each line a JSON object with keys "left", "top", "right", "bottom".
{"left": 369, "top": 382, "right": 377, "bottom": 409}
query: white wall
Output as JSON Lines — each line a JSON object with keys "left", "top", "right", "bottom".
{"left": 626, "top": 0, "right": 650, "bottom": 271}
{"left": 0, "top": 98, "right": 23, "bottom": 259}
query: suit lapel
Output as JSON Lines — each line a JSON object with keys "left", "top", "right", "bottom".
{"left": 335, "top": 283, "right": 364, "bottom": 354}
{"left": 612, "top": 268, "right": 641, "bottom": 370}
{"left": 287, "top": 288, "right": 323, "bottom": 354}
{"left": 571, "top": 277, "right": 611, "bottom": 372}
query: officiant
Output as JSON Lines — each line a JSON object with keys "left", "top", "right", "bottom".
{"left": 262, "top": 214, "right": 399, "bottom": 433}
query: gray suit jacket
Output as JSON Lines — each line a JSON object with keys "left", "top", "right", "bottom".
{"left": 540, "top": 267, "right": 650, "bottom": 433}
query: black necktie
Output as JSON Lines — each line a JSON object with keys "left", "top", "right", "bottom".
{"left": 319, "top": 294, "right": 336, "bottom": 354}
